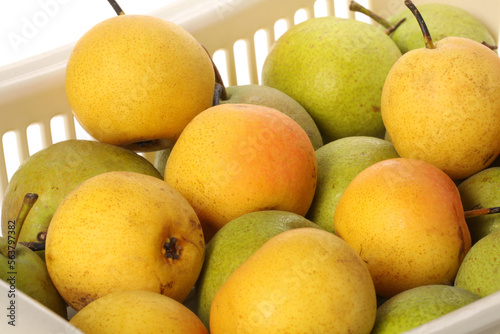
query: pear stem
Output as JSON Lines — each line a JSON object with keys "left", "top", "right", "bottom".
{"left": 349, "top": 1, "right": 392, "bottom": 29}
{"left": 404, "top": 0, "right": 434, "bottom": 49}
{"left": 3, "top": 193, "right": 38, "bottom": 256}
{"left": 107, "top": 0, "right": 125, "bottom": 15}
{"left": 464, "top": 206, "right": 500, "bottom": 219}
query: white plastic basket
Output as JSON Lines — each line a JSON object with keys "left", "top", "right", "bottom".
{"left": 0, "top": 0, "right": 499, "bottom": 332}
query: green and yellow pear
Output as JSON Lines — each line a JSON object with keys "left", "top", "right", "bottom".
{"left": 194, "top": 210, "right": 319, "bottom": 329}
{"left": 209, "top": 227, "right": 377, "bottom": 333}
{"left": 262, "top": 16, "right": 402, "bottom": 144}
{"left": 306, "top": 136, "right": 399, "bottom": 233}
{"left": 1, "top": 139, "right": 162, "bottom": 244}
{"left": 65, "top": 14, "right": 215, "bottom": 151}
{"left": 454, "top": 230, "right": 500, "bottom": 298}
{"left": 372, "top": 285, "right": 480, "bottom": 333}
{"left": 458, "top": 167, "right": 500, "bottom": 244}
{"left": 381, "top": 1, "right": 500, "bottom": 180}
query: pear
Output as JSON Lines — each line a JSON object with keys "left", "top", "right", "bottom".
{"left": 220, "top": 85, "right": 323, "bottom": 150}
{"left": 458, "top": 167, "right": 500, "bottom": 244}
{"left": 261, "top": 16, "right": 402, "bottom": 144}
{"left": 386, "top": 3, "right": 497, "bottom": 54}
{"left": 194, "top": 210, "right": 319, "bottom": 329}
{"left": 334, "top": 158, "right": 471, "bottom": 299}
{"left": 209, "top": 227, "right": 377, "bottom": 333}
{"left": 45, "top": 171, "right": 205, "bottom": 311}
{"left": 350, "top": 2, "right": 497, "bottom": 54}
{"left": 306, "top": 136, "right": 399, "bottom": 233}
{"left": 454, "top": 230, "right": 500, "bottom": 298}
{"left": 372, "top": 285, "right": 480, "bottom": 333}
{"left": 381, "top": 1, "right": 500, "bottom": 180}
{"left": 1, "top": 139, "right": 162, "bottom": 244}
{"left": 0, "top": 193, "right": 67, "bottom": 319}
{"left": 164, "top": 103, "right": 317, "bottom": 242}
{"left": 70, "top": 290, "right": 208, "bottom": 334}
{"left": 65, "top": 14, "right": 215, "bottom": 151}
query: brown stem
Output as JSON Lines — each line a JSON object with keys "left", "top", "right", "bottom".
{"left": 464, "top": 206, "right": 500, "bottom": 219}
{"left": 405, "top": 0, "right": 434, "bottom": 49}
{"left": 386, "top": 18, "right": 406, "bottom": 35}
{"left": 107, "top": 0, "right": 125, "bottom": 15}
{"left": 482, "top": 41, "right": 499, "bottom": 51}
{"left": 349, "top": 1, "right": 392, "bottom": 29}
{"left": 3, "top": 193, "right": 38, "bottom": 256}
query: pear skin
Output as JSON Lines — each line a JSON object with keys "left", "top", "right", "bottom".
{"left": 45, "top": 171, "right": 205, "bottom": 311}
{"left": 334, "top": 158, "right": 471, "bottom": 298}
{"left": 70, "top": 290, "right": 208, "bottom": 334}
{"left": 209, "top": 227, "right": 377, "bottom": 333}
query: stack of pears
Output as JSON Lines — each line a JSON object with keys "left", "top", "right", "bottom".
{"left": 3, "top": 0, "right": 500, "bottom": 333}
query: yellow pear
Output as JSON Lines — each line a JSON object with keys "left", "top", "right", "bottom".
{"left": 70, "top": 289, "right": 208, "bottom": 334}
{"left": 65, "top": 14, "right": 215, "bottom": 151}
{"left": 45, "top": 171, "right": 205, "bottom": 311}
{"left": 334, "top": 158, "right": 471, "bottom": 299}
{"left": 381, "top": 1, "right": 500, "bottom": 180}
{"left": 209, "top": 227, "right": 377, "bottom": 333}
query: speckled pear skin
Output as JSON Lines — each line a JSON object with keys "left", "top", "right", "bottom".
{"left": 372, "top": 285, "right": 480, "bottom": 333}
{"left": 458, "top": 167, "right": 500, "bottom": 244}
{"left": 306, "top": 136, "right": 399, "bottom": 233}
{"left": 65, "top": 15, "right": 215, "bottom": 150}
{"left": 1, "top": 139, "right": 162, "bottom": 243}
{"left": 381, "top": 37, "right": 500, "bottom": 180}
{"left": 386, "top": 3, "right": 497, "bottom": 54}
{"left": 454, "top": 230, "right": 500, "bottom": 298}
{"left": 262, "top": 16, "right": 402, "bottom": 144}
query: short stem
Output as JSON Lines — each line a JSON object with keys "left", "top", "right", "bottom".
{"left": 405, "top": 0, "right": 434, "bottom": 49}
{"left": 349, "top": 1, "right": 392, "bottom": 29}
{"left": 482, "top": 41, "right": 499, "bottom": 51}
{"left": 4, "top": 193, "right": 38, "bottom": 255}
{"left": 464, "top": 206, "right": 500, "bottom": 219}
{"left": 385, "top": 18, "right": 406, "bottom": 35}
{"left": 107, "top": 0, "right": 125, "bottom": 16}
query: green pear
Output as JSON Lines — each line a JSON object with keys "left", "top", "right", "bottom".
{"left": 0, "top": 193, "right": 67, "bottom": 319}
{"left": 386, "top": 3, "right": 497, "bottom": 54}
{"left": 220, "top": 85, "right": 323, "bottom": 150}
{"left": 454, "top": 230, "right": 500, "bottom": 298}
{"left": 372, "top": 284, "right": 480, "bottom": 333}
{"left": 350, "top": 2, "right": 497, "bottom": 55}
{"left": 458, "top": 167, "right": 500, "bottom": 244}
{"left": 306, "top": 136, "right": 399, "bottom": 233}
{"left": 194, "top": 210, "right": 319, "bottom": 329}
{"left": 1, "top": 139, "right": 162, "bottom": 244}
{"left": 262, "top": 16, "right": 401, "bottom": 144}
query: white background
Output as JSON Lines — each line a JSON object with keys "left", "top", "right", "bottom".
{"left": 0, "top": 0, "right": 178, "bottom": 68}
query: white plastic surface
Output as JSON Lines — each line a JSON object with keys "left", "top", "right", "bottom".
{"left": 0, "top": 0, "right": 499, "bottom": 333}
